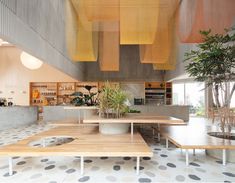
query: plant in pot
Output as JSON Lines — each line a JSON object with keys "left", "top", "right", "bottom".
{"left": 184, "top": 27, "right": 235, "bottom": 161}
{"left": 98, "top": 82, "right": 130, "bottom": 134}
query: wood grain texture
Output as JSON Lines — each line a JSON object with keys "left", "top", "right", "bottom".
{"left": 83, "top": 114, "right": 185, "bottom": 124}
{"left": 0, "top": 126, "right": 152, "bottom": 157}
{"left": 161, "top": 124, "right": 235, "bottom": 149}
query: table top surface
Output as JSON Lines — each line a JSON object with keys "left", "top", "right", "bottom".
{"left": 64, "top": 106, "right": 98, "bottom": 110}
{"left": 0, "top": 126, "right": 152, "bottom": 157}
{"left": 161, "top": 123, "right": 235, "bottom": 149}
{"left": 83, "top": 114, "right": 186, "bottom": 125}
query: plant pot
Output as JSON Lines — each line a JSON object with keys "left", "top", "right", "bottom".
{"left": 99, "top": 123, "right": 130, "bottom": 135}
{"left": 206, "top": 132, "right": 235, "bottom": 162}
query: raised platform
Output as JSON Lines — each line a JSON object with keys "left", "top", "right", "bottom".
{"left": 0, "top": 125, "right": 152, "bottom": 176}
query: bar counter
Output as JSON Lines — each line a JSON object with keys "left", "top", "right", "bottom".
{"left": 0, "top": 106, "right": 38, "bottom": 130}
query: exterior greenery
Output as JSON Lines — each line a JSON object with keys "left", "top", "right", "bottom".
{"left": 184, "top": 28, "right": 235, "bottom": 137}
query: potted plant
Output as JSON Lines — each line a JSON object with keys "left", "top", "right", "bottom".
{"left": 184, "top": 27, "right": 235, "bottom": 161}
{"left": 98, "top": 82, "right": 130, "bottom": 134}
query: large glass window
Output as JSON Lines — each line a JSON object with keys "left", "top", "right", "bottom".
{"left": 173, "top": 82, "right": 205, "bottom": 116}
{"left": 173, "top": 83, "right": 184, "bottom": 105}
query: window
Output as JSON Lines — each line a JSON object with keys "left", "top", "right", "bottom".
{"left": 173, "top": 82, "right": 205, "bottom": 116}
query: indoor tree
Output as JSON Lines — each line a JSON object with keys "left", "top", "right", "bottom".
{"left": 184, "top": 27, "right": 235, "bottom": 138}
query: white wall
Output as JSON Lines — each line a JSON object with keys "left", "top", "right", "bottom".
{"left": 0, "top": 47, "right": 77, "bottom": 105}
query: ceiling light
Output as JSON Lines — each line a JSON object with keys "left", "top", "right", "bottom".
{"left": 20, "top": 51, "right": 43, "bottom": 70}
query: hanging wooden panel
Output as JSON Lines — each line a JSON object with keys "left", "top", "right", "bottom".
{"left": 65, "top": 0, "right": 80, "bottom": 61}
{"left": 99, "top": 22, "right": 120, "bottom": 71}
{"left": 120, "top": 0, "right": 160, "bottom": 44}
{"left": 84, "top": 0, "right": 119, "bottom": 22}
{"left": 178, "top": 0, "right": 235, "bottom": 43}
{"left": 140, "top": 0, "right": 179, "bottom": 64}
{"left": 70, "top": 0, "right": 98, "bottom": 61}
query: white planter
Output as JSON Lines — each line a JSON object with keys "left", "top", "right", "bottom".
{"left": 207, "top": 132, "right": 235, "bottom": 162}
{"left": 99, "top": 123, "right": 130, "bottom": 135}
{"left": 206, "top": 149, "right": 235, "bottom": 163}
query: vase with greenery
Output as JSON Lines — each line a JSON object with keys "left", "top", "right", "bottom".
{"left": 98, "top": 82, "right": 129, "bottom": 118}
{"left": 184, "top": 27, "right": 235, "bottom": 139}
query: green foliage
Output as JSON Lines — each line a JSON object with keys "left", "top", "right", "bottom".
{"left": 98, "top": 82, "right": 129, "bottom": 118}
{"left": 70, "top": 86, "right": 98, "bottom": 106}
{"left": 184, "top": 28, "right": 235, "bottom": 86}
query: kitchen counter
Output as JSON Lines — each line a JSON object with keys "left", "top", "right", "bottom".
{"left": 133, "top": 105, "right": 190, "bottom": 121}
{"left": 0, "top": 106, "right": 38, "bottom": 130}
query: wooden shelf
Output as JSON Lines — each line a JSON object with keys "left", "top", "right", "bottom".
{"left": 144, "top": 82, "right": 172, "bottom": 105}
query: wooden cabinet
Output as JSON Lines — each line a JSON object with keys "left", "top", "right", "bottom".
{"left": 30, "top": 82, "right": 57, "bottom": 106}
{"left": 30, "top": 82, "right": 99, "bottom": 106}
{"left": 144, "top": 82, "right": 172, "bottom": 105}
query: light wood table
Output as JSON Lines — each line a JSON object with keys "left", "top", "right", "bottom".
{"left": 0, "top": 126, "right": 152, "bottom": 176}
{"left": 161, "top": 124, "right": 235, "bottom": 166}
{"left": 83, "top": 114, "right": 186, "bottom": 139}
{"left": 64, "top": 106, "right": 98, "bottom": 123}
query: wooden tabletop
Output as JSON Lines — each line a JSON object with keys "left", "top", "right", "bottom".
{"left": 83, "top": 114, "right": 186, "bottom": 125}
{"left": 161, "top": 123, "right": 235, "bottom": 149}
{"left": 0, "top": 126, "right": 152, "bottom": 157}
{"left": 64, "top": 106, "right": 98, "bottom": 110}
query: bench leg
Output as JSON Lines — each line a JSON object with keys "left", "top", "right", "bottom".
{"left": 166, "top": 138, "right": 169, "bottom": 149}
{"left": 80, "top": 156, "right": 84, "bottom": 175}
{"left": 8, "top": 157, "right": 13, "bottom": 176}
{"left": 157, "top": 124, "right": 161, "bottom": 142}
{"left": 131, "top": 122, "right": 134, "bottom": 140}
{"left": 222, "top": 149, "right": 226, "bottom": 166}
{"left": 136, "top": 157, "right": 140, "bottom": 175}
{"left": 185, "top": 150, "right": 189, "bottom": 166}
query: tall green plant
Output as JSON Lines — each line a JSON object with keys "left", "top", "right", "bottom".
{"left": 98, "top": 82, "right": 129, "bottom": 118}
{"left": 184, "top": 27, "right": 235, "bottom": 137}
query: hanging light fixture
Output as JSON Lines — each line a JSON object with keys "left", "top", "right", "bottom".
{"left": 20, "top": 51, "right": 43, "bottom": 70}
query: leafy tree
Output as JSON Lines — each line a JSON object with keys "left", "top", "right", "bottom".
{"left": 184, "top": 27, "right": 235, "bottom": 137}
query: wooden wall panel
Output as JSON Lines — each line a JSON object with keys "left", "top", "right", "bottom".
{"left": 99, "top": 22, "right": 119, "bottom": 71}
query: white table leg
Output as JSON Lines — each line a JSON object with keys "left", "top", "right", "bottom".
{"left": 8, "top": 157, "right": 13, "bottom": 176}
{"left": 80, "top": 156, "right": 84, "bottom": 175}
{"left": 131, "top": 122, "right": 134, "bottom": 139}
{"left": 166, "top": 138, "right": 169, "bottom": 149}
{"left": 185, "top": 149, "right": 189, "bottom": 166}
{"left": 222, "top": 149, "right": 226, "bottom": 166}
{"left": 136, "top": 156, "right": 140, "bottom": 175}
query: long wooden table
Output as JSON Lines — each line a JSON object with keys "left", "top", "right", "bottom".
{"left": 83, "top": 114, "right": 186, "bottom": 138}
{"left": 0, "top": 125, "right": 152, "bottom": 176}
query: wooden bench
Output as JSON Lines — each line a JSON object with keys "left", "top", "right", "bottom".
{"left": 160, "top": 124, "right": 235, "bottom": 166}
{"left": 0, "top": 125, "right": 152, "bottom": 176}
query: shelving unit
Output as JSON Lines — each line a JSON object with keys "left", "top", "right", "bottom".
{"left": 76, "top": 82, "right": 98, "bottom": 95}
{"left": 30, "top": 82, "right": 57, "bottom": 106}
{"left": 57, "top": 82, "right": 76, "bottom": 105}
{"left": 30, "top": 82, "right": 99, "bottom": 106}
{"left": 144, "top": 82, "right": 172, "bottom": 105}
{"left": 165, "top": 82, "right": 172, "bottom": 105}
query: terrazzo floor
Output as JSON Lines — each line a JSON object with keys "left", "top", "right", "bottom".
{"left": 0, "top": 119, "right": 234, "bottom": 183}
